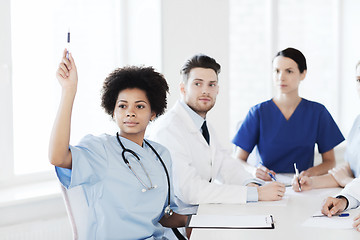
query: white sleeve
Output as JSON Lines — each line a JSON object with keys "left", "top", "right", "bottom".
{"left": 218, "top": 153, "right": 262, "bottom": 186}
{"left": 340, "top": 178, "right": 360, "bottom": 209}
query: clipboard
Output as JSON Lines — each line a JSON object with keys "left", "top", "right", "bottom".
{"left": 186, "top": 214, "right": 275, "bottom": 229}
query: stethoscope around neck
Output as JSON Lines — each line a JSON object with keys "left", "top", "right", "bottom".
{"left": 115, "top": 132, "right": 173, "bottom": 217}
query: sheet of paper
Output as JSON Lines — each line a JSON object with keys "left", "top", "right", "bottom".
{"left": 302, "top": 210, "right": 354, "bottom": 229}
{"left": 248, "top": 195, "right": 289, "bottom": 207}
{"left": 275, "top": 173, "right": 293, "bottom": 186}
{"left": 187, "top": 214, "right": 274, "bottom": 229}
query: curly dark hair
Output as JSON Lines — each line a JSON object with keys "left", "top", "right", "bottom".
{"left": 101, "top": 66, "right": 169, "bottom": 118}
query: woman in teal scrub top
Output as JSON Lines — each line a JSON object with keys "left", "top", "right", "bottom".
{"left": 49, "top": 49, "right": 188, "bottom": 240}
{"left": 233, "top": 48, "right": 344, "bottom": 181}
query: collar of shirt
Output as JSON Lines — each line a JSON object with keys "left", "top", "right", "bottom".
{"left": 179, "top": 100, "right": 205, "bottom": 131}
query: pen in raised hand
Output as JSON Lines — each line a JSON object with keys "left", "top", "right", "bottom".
{"left": 66, "top": 29, "right": 70, "bottom": 60}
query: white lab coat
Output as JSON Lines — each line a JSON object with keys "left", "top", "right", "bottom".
{"left": 147, "top": 101, "right": 254, "bottom": 215}
{"left": 340, "top": 177, "right": 360, "bottom": 207}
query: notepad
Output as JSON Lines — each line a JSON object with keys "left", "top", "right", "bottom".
{"left": 186, "top": 214, "right": 274, "bottom": 229}
{"left": 275, "top": 174, "right": 293, "bottom": 186}
{"left": 302, "top": 210, "right": 354, "bottom": 229}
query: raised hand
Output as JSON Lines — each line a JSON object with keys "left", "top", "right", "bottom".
{"left": 49, "top": 49, "right": 78, "bottom": 169}
{"left": 56, "top": 49, "right": 78, "bottom": 92}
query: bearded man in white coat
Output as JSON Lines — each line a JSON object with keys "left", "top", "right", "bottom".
{"left": 147, "top": 54, "right": 285, "bottom": 239}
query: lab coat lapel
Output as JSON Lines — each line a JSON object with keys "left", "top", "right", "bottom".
{"left": 207, "top": 123, "right": 222, "bottom": 181}
{"left": 174, "top": 101, "right": 218, "bottom": 180}
{"left": 174, "top": 102, "right": 210, "bottom": 148}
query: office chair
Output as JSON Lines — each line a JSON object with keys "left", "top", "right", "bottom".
{"left": 60, "top": 185, "right": 186, "bottom": 240}
{"left": 60, "top": 184, "right": 89, "bottom": 240}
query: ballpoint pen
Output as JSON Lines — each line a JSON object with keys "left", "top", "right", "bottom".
{"left": 268, "top": 172, "right": 276, "bottom": 181}
{"left": 294, "top": 163, "right": 301, "bottom": 191}
{"left": 312, "top": 213, "right": 349, "bottom": 217}
{"left": 66, "top": 29, "right": 70, "bottom": 60}
{"left": 258, "top": 160, "right": 276, "bottom": 181}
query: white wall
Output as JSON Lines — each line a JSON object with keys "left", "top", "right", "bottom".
{"left": 161, "top": 0, "right": 231, "bottom": 148}
{"left": 0, "top": 0, "right": 14, "bottom": 181}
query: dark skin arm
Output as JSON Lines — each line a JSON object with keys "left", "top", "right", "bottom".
{"left": 159, "top": 213, "right": 191, "bottom": 238}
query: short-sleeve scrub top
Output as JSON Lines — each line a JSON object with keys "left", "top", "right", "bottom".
{"left": 232, "top": 98, "right": 345, "bottom": 173}
{"left": 56, "top": 134, "right": 176, "bottom": 240}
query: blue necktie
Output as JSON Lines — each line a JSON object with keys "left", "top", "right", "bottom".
{"left": 201, "top": 121, "right": 210, "bottom": 145}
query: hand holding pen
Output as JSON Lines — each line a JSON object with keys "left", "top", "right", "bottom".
{"left": 292, "top": 175, "right": 313, "bottom": 192}
{"left": 255, "top": 165, "right": 277, "bottom": 181}
{"left": 56, "top": 48, "right": 78, "bottom": 90}
{"left": 294, "top": 163, "right": 302, "bottom": 191}
{"left": 321, "top": 196, "right": 348, "bottom": 217}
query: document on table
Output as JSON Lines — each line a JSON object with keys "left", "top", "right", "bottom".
{"left": 275, "top": 173, "right": 293, "bottom": 186}
{"left": 187, "top": 214, "right": 274, "bottom": 229}
{"left": 302, "top": 211, "right": 354, "bottom": 229}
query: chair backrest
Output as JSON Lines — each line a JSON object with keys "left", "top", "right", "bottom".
{"left": 60, "top": 184, "right": 89, "bottom": 240}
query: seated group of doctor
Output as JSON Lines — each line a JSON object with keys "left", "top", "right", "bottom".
{"left": 49, "top": 47, "right": 360, "bottom": 240}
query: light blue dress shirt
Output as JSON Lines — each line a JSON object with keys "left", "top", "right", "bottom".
{"left": 179, "top": 100, "right": 258, "bottom": 202}
{"left": 342, "top": 115, "right": 360, "bottom": 210}
{"left": 56, "top": 134, "right": 177, "bottom": 240}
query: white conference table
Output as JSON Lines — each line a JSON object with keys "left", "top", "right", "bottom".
{"left": 189, "top": 187, "right": 360, "bottom": 240}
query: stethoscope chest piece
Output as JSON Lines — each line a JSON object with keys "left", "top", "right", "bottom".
{"left": 164, "top": 205, "right": 173, "bottom": 217}
{"left": 142, "top": 185, "right": 158, "bottom": 193}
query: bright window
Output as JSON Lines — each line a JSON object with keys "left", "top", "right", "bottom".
{"left": 229, "top": 0, "right": 360, "bottom": 138}
{"left": 6, "top": 0, "right": 161, "bottom": 177}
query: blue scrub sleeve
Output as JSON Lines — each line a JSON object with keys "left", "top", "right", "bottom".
{"left": 55, "top": 166, "right": 72, "bottom": 188}
{"left": 232, "top": 106, "right": 260, "bottom": 153}
{"left": 316, "top": 107, "right": 345, "bottom": 153}
{"left": 56, "top": 134, "right": 108, "bottom": 189}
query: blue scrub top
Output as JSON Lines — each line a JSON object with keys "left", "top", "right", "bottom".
{"left": 56, "top": 134, "right": 177, "bottom": 240}
{"left": 232, "top": 99, "right": 345, "bottom": 173}
{"left": 346, "top": 115, "right": 360, "bottom": 178}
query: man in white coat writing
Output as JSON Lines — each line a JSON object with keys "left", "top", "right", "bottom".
{"left": 147, "top": 54, "right": 285, "bottom": 239}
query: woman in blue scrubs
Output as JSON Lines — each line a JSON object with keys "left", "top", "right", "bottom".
{"left": 292, "top": 60, "right": 360, "bottom": 192}
{"left": 233, "top": 48, "right": 345, "bottom": 181}
{"left": 49, "top": 49, "right": 188, "bottom": 239}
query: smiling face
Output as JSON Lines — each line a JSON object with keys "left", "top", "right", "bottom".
{"left": 113, "top": 88, "right": 156, "bottom": 145}
{"left": 180, "top": 67, "right": 219, "bottom": 118}
{"left": 273, "top": 56, "right": 306, "bottom": 96}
